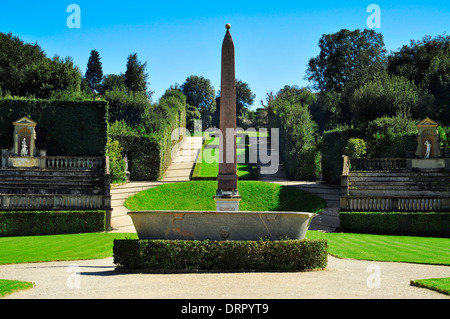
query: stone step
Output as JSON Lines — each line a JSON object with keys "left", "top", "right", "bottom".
{"left": 349, "top": 184, "right": 449, "bottom": 191}
{"left": 0, "top": 188, "right": 104, "bottom": 195}
{"left": 0, "top": 169, "right": 103, "bottom": 177}
{"left": 349, "top": 171, "right": 448, "bottom": 177}
{"left": 349, "top": 189, "right": 449, "bottom": 197}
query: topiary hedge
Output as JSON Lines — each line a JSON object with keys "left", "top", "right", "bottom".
{"left": 0, "top": 98, "right": 108, "bottom": 156}
{"left": 113, "top": 239, "right": 328, "bottom": 272}
{"left": 339, "top": 211, "right": 450, "bottom": 237}
{"left": 0, "top": 211, "right": 107, "bottom": 236}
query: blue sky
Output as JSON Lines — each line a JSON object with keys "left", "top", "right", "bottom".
{"left": 0, "top": 1, "right": 449, "bottom": 109}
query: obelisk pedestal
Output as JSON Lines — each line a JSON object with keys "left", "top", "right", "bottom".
{"left": 214, "top": 24, "right": 242, "bottom": 211}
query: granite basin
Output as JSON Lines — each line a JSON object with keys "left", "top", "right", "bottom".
{"left": 128, "top": 210, "right": 316, "bottom": 240}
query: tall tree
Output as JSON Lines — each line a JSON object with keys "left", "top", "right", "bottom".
{"left": 180, "top": 75, "right": 216, "bottom": 127}
{"left": 306, "top": 29, "right": 386, "bottom": 94}
{"left": 305, "top": 29, "right": 387, "bottom": 124}
{"left": 85, "top": 49, "right": 103, "bottom": 93}
{"left": 0, "top": 32, "right": 46, "bottom": 96}
{"left": 124, "top": 53, "right": 148, "bottom": 96}
{"left": 235, "top": 79, "right": 255, "bottom": 116}
{"left": 387, "top": 34, "right": 450, "bottom": 88}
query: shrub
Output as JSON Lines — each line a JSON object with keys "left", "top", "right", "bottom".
{"left": 106, "top": 138, "right": 126, "bottom": 183}
{"left": 345, "top": 138, "right": 367, "bottom": 158}
{"left": 0, "top": 211, "right": 107, "bottom": 237}
{"left": 438, "top": 126, "right": 450, "bottom": 154}
{"left": 113, "top": 239, "right": 328, "bottom": 272}
{"left": 321, "top": 126, "right": 359, "bottom": 183}
{"left": 339, "top": 211, "right": 450, "bottom": 237}
{"left": 365, "top": 115, "right": 418, "bottom": 157}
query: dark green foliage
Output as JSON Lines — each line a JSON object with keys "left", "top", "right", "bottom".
{"left": 340, "top": 212, "right": 450, "bottom": 237}
{"left": 387, "top": 34, "right": 450, "bottom": 89}
{"left": 350, "top": 73, "right": 434, "bottom": 125}
{"left": 0, "top": 98, "right": 108, "bottom": 156}
{"left": 321, "top": 127, "right": 359, "bottom": 183}
{"left": 365, "top": 115, "right": 418, "bottom": 157}
{"left": 0, "top": 211, "right": 107, "bottom": 237}
{"left": 438, "top": 126, "right": 450, "bottom": 154}
{"left": 99, "top": 74, "right": 126, "bottom": 95}
{"left": 105, "top": 89, "right": 149, "bottom": 126}
{"left": 180, "top": 75, "right": 216, "bottom": 128}
{"left": 268, "top": 86, "right": 320, "bottom": 180}
{"left": 124, "top": 53, "right": 148, "bottom": 96}
{"left": 307, "top": 29, "right": 386, "bottom": 94}
{"left": 108, "top": 89, "right": 186, "bottom": 180}
{"left": 85, "top": 49, "right": 103, "bottom": 93}
{"left": 113, "top": 239, "right": 328, "bottom": 272}
{"left": 186, "top": 104, "right": 201, "bottom": 133}
{"left": 0, "top": 32, "right": 82, "bottom": 99}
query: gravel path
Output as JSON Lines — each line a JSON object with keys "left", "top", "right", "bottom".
{"left": 1, "top": 255, "right": 448, "bottom": 299}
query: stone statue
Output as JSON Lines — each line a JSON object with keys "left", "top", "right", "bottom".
{"left": 424, "top": 140, "right": 432, "bottom": 158}
{"left": 20, "top": 138, "right": 28, "bottom": 156}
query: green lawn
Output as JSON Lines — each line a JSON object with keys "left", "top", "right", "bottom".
{"left": 192, "top": 135, "right": 257, "bottom": 179}
{"left": 410, "top": 278, "right": 450, "bottom": 296}
{"left": 124, "top": 180, "right": 327, "bottom": 213}
{"left": 0, "top": 232, "right": 137, "bottom": 265}
{"left": 306, "top": 231, "right": 450, "bottom": 265}
{"left": 0, "top": 279, "right": 34, "bottom": 297}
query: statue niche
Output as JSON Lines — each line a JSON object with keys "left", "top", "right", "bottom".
{"left": 415, "top": 117, "right": 441, "bottom": 159}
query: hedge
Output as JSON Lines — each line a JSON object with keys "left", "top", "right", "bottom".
{"left": 109, "top": 111, "right": 186, "bottom": 181}
{"left": 339, "top": 211, "right": 450, "bottom": 237}
{"left": 321, "top": 127, "right": 360, "bottom": 183}
{"left": 0, "top": 211, "right": 107, "bottom": 236}
{"left": 113, "top": 239, "right": 328, "bottom": 272}
{"left": 0, "top": 98, "right": 108, "bottom": 156}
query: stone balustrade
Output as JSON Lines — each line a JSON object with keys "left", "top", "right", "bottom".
{"left": 45, "top": 156, "right": 105, "bottom": 170}
{"left": 348, "top": 157, "right": 408, "bottom": 171}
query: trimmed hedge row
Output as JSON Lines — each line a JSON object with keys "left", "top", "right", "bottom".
{"left": 113, "top": 239, "right": 328, "bottom": 272}
{"left": 109, "top": 109, "right": 186, "bottom": 181}
{"left": 0, "top": 99, "right": 108, "bottom": 156}
{"left": 0, "top": 211, "right": 107, "bottom": 237}
{"left": 340, "top": 211, "right": 450, "bottom": 237}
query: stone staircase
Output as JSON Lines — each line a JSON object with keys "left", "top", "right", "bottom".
{"left": 0, "top": 168, "right": 110, "bottom": 211}
{"left": 0, "top": 169, "right": 104, "bottom": 195}
{"left": 341, "top": 158, "right": 450, "bottom": 211}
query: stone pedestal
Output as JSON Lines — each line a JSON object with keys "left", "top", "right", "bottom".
{"left": 214, "top": 190, "right": 242, "bottom": 212}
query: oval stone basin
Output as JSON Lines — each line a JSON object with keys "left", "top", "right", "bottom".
{"left": 128, "top": 210, "right": 316, "bottom": 241}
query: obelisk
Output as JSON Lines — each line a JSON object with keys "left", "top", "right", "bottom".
{"left": 214, "top": 24, "right": 242, "bottom": 211}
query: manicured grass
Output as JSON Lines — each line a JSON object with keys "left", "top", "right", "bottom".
{"left": 0, "top": 230, "right": 448, "bottom": 267}
{"left": 410, "top": 277, "right": 450, "bottom": 296}
{"left": 192, "top": 135, "right": 257, "bottom": 179}
{"left": 0, "top": 232, "right": 137, "bottom": 265}
{"left": 306, "top": 231, "right": 450, "bottom": 265}
{"left": 124, "top": 180, "right": 327, "bottom": 213}
{"left": 0, "top": 279, "right": 34, "bottom": 297}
